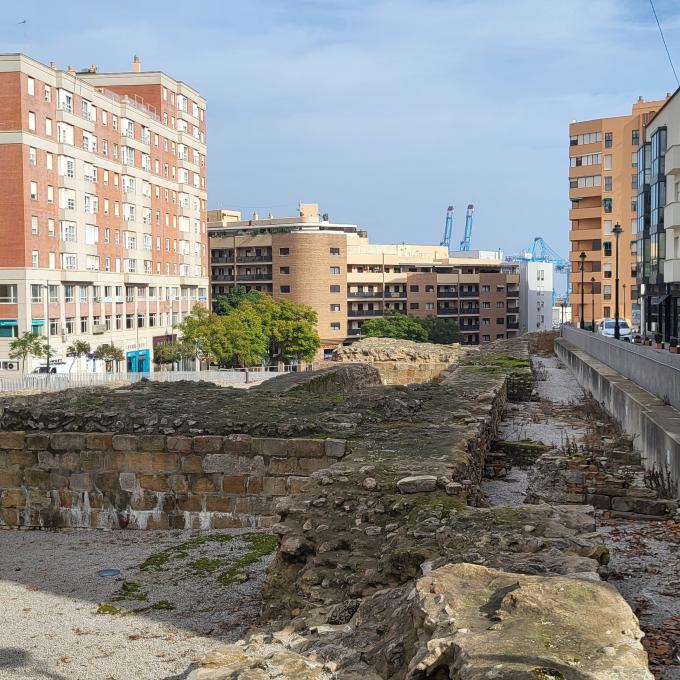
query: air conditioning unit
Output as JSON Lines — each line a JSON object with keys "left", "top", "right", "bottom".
{"left": 1, "top": 361, "right": 18, "bottom": 371}
{"left": 93, "top": 324, "right": 106, "bottom": 335}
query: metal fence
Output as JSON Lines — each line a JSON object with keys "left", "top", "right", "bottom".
{"left": 561, "top": 325, "right": 680, "bottom": 411}
{"left": 0, "top": 366, "right": 309, "bottom": 394}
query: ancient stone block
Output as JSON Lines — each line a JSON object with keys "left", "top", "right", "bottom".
{"left": 24, "top": 468, "right": 50, "bottom": 489}
{"left": 178, "top": 495, "right": 203, "bottom": 512}
{"left": 257, "top": 515, "right": 276, "bottom": 528}
{"left": 130, "top": 489, "right": 158, "bottom": 511}
{"left": 58, "top": 489, "right": 73, "bottom": 508}
{"left": 181, "top": 455, "right": 203, "bottom": 474}
{"left": 236, "top": 455, "right": 266, "bottom": 475}
{"left": 0, "top": 469, "right": 23, "bottom": 488}
{"left": 70, "top": 472, "right": 93, "bottom": 492}
{"left": 85, "top": 433, "right": 114, "bottom": 451}
{"left": 170, "top": 474, "right": 189, "bottom": 494}
{"left": 233, "top": 497, "right": 251, "bottom": 514}
{"left": 297, "top": 458, "right": 330, "bottom": 475}
{"left": 287, "top": 476, "right": 310, "bottom": 495}
{"left": 8, "top": 450, "right": 37, "bottom": 467}
{"left": 611, "top": 497, "right": 635, "bottom": 513}
{"left": 137, "top": 435, "right": 167, "bottom": 452}
{"left": 634, "top": 498, "right": 674, "bottom": 516}
{"left": 287, "top": 438, "right": 325, "bottom": 458}
{"left": 112, "top": 434, "right": 138, "bottom": 452}
{"left": 192, "top": 476, "right": 217, "bottom": 493}
{"left": 253, "top": 438, "right": 288, "bottom": 458}
{"left": 167, "top": 436, "right": 193, "bottom": 453}
{"left": 250, "top": 496, "right": 273, "bottom": 515}
{"left": 1, "top": 509, "right": 18, "bottom": 525}
{"left": 212, "top": 514, "right": 246, "bottom": 529}
{"left": 127, "top": 452, "right": 178, "bottom": 474}
{"left": 396, "top": 475, "right": 438, "bottom": 494}
{"left": 268, "top": 457, "right": 298, "bottom": 475}
{"left": 202, "top": 454, "right": 238, "bottom": 474}
{"left": 119, "top": 472, "right": 138, "bottom": 492}
{"left": 80, "top": 451, "right": 104, "bottom": 471}
{"left": 103, "top": 451, "right": 127, "bottom": 472}
{"left": 247, "top": 476, "right": 264, "bottom": 494}
{"left": 586, "top": 494, "right": 611, "bottom": 510}
{"left": 168, "top": 514, "right": 187, "bottom": 529}
{"left": 2, "top": 488, "right": 26, "bottom": 508}
{"left": 193, "top": 436, "right": 223, "bottom": 454}
{"left": 325, "top": 439, "right": 347, "bottom": 458}
{"left": 206, "top": 496, "right": 236, "bottom": 513}
{"left": 25, "top": 433, "right": 50, "bottom": 450}
{"left": 222, "top": 475, "right": 247, "bottom": 495}
{"left": 94, "top": 472, "right": 120, "bottom": 495}
{"left": 223, "top": 434, "right": 253, "bottom": 455}
{"left": 58, "top": 451, "right": 80, "bottom": 471}
{"left": 146, "top": 513, "right": 170, "bottom": 530}
{"left": 0, "top": 431, "right": 25, "bottom": 450}
{"left": 139, "top": 475, "right": 170, "bottom": 492}
{"left": 50, "top": 433, "right": 86, "bottom": 451}
{"left": 263, "top": 477, "right": 287, "bottom": 496}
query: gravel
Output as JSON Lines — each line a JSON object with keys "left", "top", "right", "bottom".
{"left": 0, "top": 528, "right": 274, "bottom": 680}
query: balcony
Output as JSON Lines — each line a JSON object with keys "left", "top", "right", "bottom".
{"left": 437, "top": 307, "right": 458, "bottom": 315}
{"left": 507, "top": 305, "right": 520, "bottom": 314}
{"left": 437, "top": 290, "right": 458, "bottom": 298}
{"left": 569, "top": 205, "right": 602, "bottom": 221}
{"left": 236, "top": 274, "right": 272, "bottom": 281}
{"left": 665, "top": 201, "right": 680, "bottom": 229}
{"left": 211, "top": 256, "right": 234, "bottom": 264}
{"left": 507, "top": 289, "right": 519, "bottom": 298}
{"left": 236, "top": 255, "right": 272, "bottom": 263}
{"left": 459, "top": 291, "right": 479, "bottom": 298}
{"left": 460, "top": 324, "right": 480, "bottom": 332}
{"left": 348, "top": 291, "right": 382, "bottom": 298}
{"left": 666, "top": 144, "right": 680, "bottom": 175}
{"left": 569, "top": 185, "right": 602, "bottom": 200}
{"left": 459, "top": 308, "right": 480, "bottom": 315}
{"left": 348, "top": 309, "right": 383, "bottom": 317}
{"left": 347, "top": 328, "right": 363, "bottom": 336}
{"left": 212, "top": 274, "right": 235, "bottom": 282}
{"left": 569, "top": 227, "right": 602, "bottom": 242}
{"left": 384, "top": 291, "right": 407, "bottom": 298}
{"left": 507, "top": 321, "right": 520, "bottom": 329}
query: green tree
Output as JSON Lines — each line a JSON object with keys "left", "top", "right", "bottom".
{"left": 9, "top": 332, "right": 45, "bottom": 372}
{"left": 417, "top": 316, "right": 463, "bottom": 344}
{"left": 176, "top": 305, "right": 224, "bottom": 368}
{"left": 153, "top": 342, "right": 180, "bottom": 368}
{"left": 362, "top": 312, "right": 429, "bottom": 342}
{"left": 94, "top": 343, "right": 124, "bottom": 373}
{"left": 221, "top": 305, "right": 269, "bottom": 367}
{"left": 66, "top": 340, "right": 91, "bottom": 373}
{"left": 213, "top": 286, "right": 264, "bottom": 315}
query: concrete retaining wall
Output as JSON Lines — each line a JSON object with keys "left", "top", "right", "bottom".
{"left": 0, "top": 432, "right": 348, "bottom": 530}
{"left": 556, "top": 337, "right": 680, "bottom": 495}
{"left": 562, "top": 326, "right": 680, "bottom": 411}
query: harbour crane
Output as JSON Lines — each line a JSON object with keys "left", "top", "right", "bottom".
{"left": 510, "top": 236, "right": 572, "bottom": 303}
{"left": 458, "top": 204, "right": 475, "bottom": 252}
{"left": 440, "top": 206, "right": 454, "bottom": 250}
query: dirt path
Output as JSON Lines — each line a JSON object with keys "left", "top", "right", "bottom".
{"left": 484, "top": 353, "right": 680, "bottom": 679}
{"left": 0, "top": 528, "right": 275, "bottom": 680}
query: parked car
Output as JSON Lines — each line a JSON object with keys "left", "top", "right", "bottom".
{"left": 598, "top": 318, "right": 632, "bottom": 342}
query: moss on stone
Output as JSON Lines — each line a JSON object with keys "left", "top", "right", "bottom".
{"left": 187, "top": 558, "right": 222, "bottom": 574}
{"left": 96, "top": 603, "right": 123, "bottom": 615}
{"left": 217, "top": 533, "right": 277, "bottom": 586}
{"left": 151, "top": 600, "right": 176, "bottom": 610}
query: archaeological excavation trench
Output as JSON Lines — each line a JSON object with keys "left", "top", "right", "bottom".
{"left": 0, "top": 334, "right": 678, "bottom": 679}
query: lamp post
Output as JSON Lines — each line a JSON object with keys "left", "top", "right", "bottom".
{"left": 42, "top": 282, "right": 51, "bottom": 375}
{"left": 579, "top": 251, "right": 586, "bottom": 329}
{"left": 613, "top": 223, "right": 623, "bottom": 339}
{"left": 591, "top": 277, "right": 596, "bottom": 332}
{"left": 622, "top": 284, "right": 627, "bottom": 323}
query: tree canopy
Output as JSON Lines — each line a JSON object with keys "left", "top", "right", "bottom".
{"left": 9, "top": 332, "right": 49, "bottom": 372}
{"left": 176, "top": 294, "right": 321, "bottom": 367}
{"left": 361, "top": 311, "right": 462, "bottom": 345}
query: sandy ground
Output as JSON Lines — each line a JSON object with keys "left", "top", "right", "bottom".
{"left": 0, "top": 528, "right": 274, "bottom": 680}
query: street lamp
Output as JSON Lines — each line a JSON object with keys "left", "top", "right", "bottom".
{"left": 579, "top": 251, "right": 586, "bottom": 329}
{"left": 42, "top": 283, "right": 51, "bottom": 375}
{"left": 622, "top": 284, "right": 627, "bottom": 323}
{"left": 613, "top": 223, "right": 623, "bottom": 339}
{"left": 591, "top": 277, "right": 596, "bottom": 332}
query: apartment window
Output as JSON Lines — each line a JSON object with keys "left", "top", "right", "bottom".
{"left": 31, "top": 250, "right": 39, "bottom": 268}
{"left": 280, "top": 285, "right": 290, "bottom": 293}
{"left": 47, "top": 185, "right": 53, "bottom": 203}
{"left": 632, "top": 129, "right": 640, "bottom": 146}
{"left": 481, "top": 285, "right": 490, "bottom": 292}
{"left": 30, "top": 181, "right": 37, "bottom": 200}
{"left": 80, "top": 318, "right": 88, "bottom": 333}
{"left": 631, "top": 152, "right": 638, "bottom": 168}
{"left": 603, "top": 197, "right": 612, "bottom": 213}
{"left": 604, "top": 176, "right": 612, "bottom": 191}
{"left": 482, "top": 301, "right": 490, "bottom": 309}
{"left": 569, "top": 131, "right": 602, "bottom": 146}
{"left": 330, "top": 247, "right": 340, "bottom": 256}
{"left": 496, "top": 318, "right": 505, "bottom": 325}
{"left": 279, "top": 247, "right": 290, "bottom": 256}
{"left": 496, "top": 333, "right": 505, "bottom": 339}
{"left": 604, "top": 285, "right": 612, "bottom": 300}
{"left": 79, "top": 286, "right": 88, "bottom": 303}
{"left": 0, "top": 284, "right": 17, "bottom": 304}
{"left": 47, "top": 219, "right": 54, "bottom": 236}
{"left": 330, "top": 322, "right": 341, "bottom": 331}
{"left": 330, "top": 285, "right": 341, "bottom": 293}
{"left": 31, "top": 215, "right": 38, "bottom": 235}
{"left": 44, "top": 85, "right": 51, "bottom": 102}
{"left": 46, "top": 152, "right": 52, "bottom": 170}
{"left": 137, "top": 314, "right": 145, "bottom": 328}
{"left": 279, "top": 266, "right": 290, "bottom": 275}
{"left": 631, "top": 199, "right": 637, "bottom": 213}
{"left": 115, "top": 315, "right": 122, "bottom": 330}
{"left": 425, "top": 302, "right": 434, "bottom": 311}
{"left": 65, "top": 318, "right": 75, "bottom": 335}
{"left": 604, "top": 263, "right": 612, "bottom": 279}
{"left": 482, "top": 318, "right": 490, "bottom": 326}
{"left": 569, "top": 175, "right": 601, "bottom": 189}
{"left": 329, "top": 266, "right": 340, "bottom": 275}
{"left": 48, "top": 285, "right": 59, "bottom": 303}
{"left": 45, "top": 118, "right": 52, "bottom": 136}
{"left": 496, "top": 301, "right": 505, "bottom": 308}
{"left": 29, "top": 147, "right": 36, "bottom": 166}
{"left": 63, "top": 284, "right": 74, "bottom": 303}
{"left": 49, "top": 319, "right": 59, "bottom": 336}
{"left": 482, "top": 335, "right": 491, "bottom": 342}
{"left": 410, "top": 302, "right": 419, "bottom": 310}
{"left": 28, "top": 111, "right": 35, "bottom": 131}
{"left": 126, "top": 314, "right": 134, "bottom": 329}
{"left": 409, "top": 285, "right": 419, "bottom": 292}
{"left": 62, "top": 253, "right": 77, "bottom": 270}
{"left": 631, "top": 174, "right": 638, "bottom": 190}
{"left": 604, "top": 132, "right": 613, "bottom": 148}
{"left": 603, "top": 306, "right": 611, "bottom": 317}
{"left": 603, "top": 154, "right": 612, "bottom": 170}
{"left": 27, "top": 77, "right": 35, "bottom": 95}
{"left": 30, "top": 284, "right": 43, "bottom": 303}
{"left": 330, "top": 304, "right": 341, "bottom": 312}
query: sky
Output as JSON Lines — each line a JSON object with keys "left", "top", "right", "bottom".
{"left": 3, "top": 0, "right": 680, "bottom": 259}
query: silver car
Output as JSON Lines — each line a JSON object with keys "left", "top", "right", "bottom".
{"left": 598, "top": 318, "right": 632, "bottom": 341}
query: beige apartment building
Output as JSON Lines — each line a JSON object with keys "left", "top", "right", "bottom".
{"left": 568, "top": 96, "right": 667, "bottom": 328}
{"left": 208, "top": 204, "right": 520, "bottom": 358}
{"left": 0, "top": 54, "right": 208, "bottom": 372}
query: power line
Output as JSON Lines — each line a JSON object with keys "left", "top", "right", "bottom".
{"left": 649, "top": 0, "right": 680, "bottom": 88}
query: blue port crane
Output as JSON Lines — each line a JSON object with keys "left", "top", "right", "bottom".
{"left": 440, "top": 205, "right": 454, "bottom": 249}
{"left": 510, "top": 236, "right": 572, "bottom": 303}
{"left": 458, "top": 204, "right": 475, "bottom": 252}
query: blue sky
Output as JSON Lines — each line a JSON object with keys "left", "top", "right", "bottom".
{"left": 4, "top": 0, "right": 680, "bottom": 258}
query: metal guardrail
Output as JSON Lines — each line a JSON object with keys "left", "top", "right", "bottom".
{"left": 560, "top": 325, "right": 680, "bottom": 411}
{"left": 0, "top": 367, "right": 308, "bottom": 394}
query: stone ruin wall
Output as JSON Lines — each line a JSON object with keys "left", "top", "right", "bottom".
{"left": 0, "top": 431, "right": 347, "bottom": 531}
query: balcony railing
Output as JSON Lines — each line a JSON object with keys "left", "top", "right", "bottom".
{"left": 347, "top": 328, "right": 363, "bottom": 336}
{"left": 459, "top": 291, "right": 479, "bottom": 298}
{"left": 460, "top": 324, "right": 480, "bottom": 332}
{"left": 507, "top": 322, "right": 520, "bottom": 329}
{"left": 211, "top": 256, "right": 234, "bottom": 263}
{"left": 348, "top": 309, "right": 383, "bottom": 317}
{"left": 348, "top": 291, "right": 382, "bottom": 298}
{"left": 507, "top": 306, "right": 520, "bottom": 314}
{"left": 507, "top": 290, "right": 520, "bottom": 298}
{"left": 384, "top": 291, "right": 407, "bottom": 298}
{"left": 237, "top": 255, "right": 272, "bottom": 263}
{"left": 236, "top": 274, "right": 272, "bottom": 281}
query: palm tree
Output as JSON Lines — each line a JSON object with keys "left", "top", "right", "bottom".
{"left": 9, "top": 332, "right": 44, "bottom": 373}
{"left": 66, "top": 340, "right": 91, "bottom": 373}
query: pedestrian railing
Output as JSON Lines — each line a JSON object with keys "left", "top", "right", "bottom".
{"left": 0, "top": 365, "right": 315, "bottom": 394}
